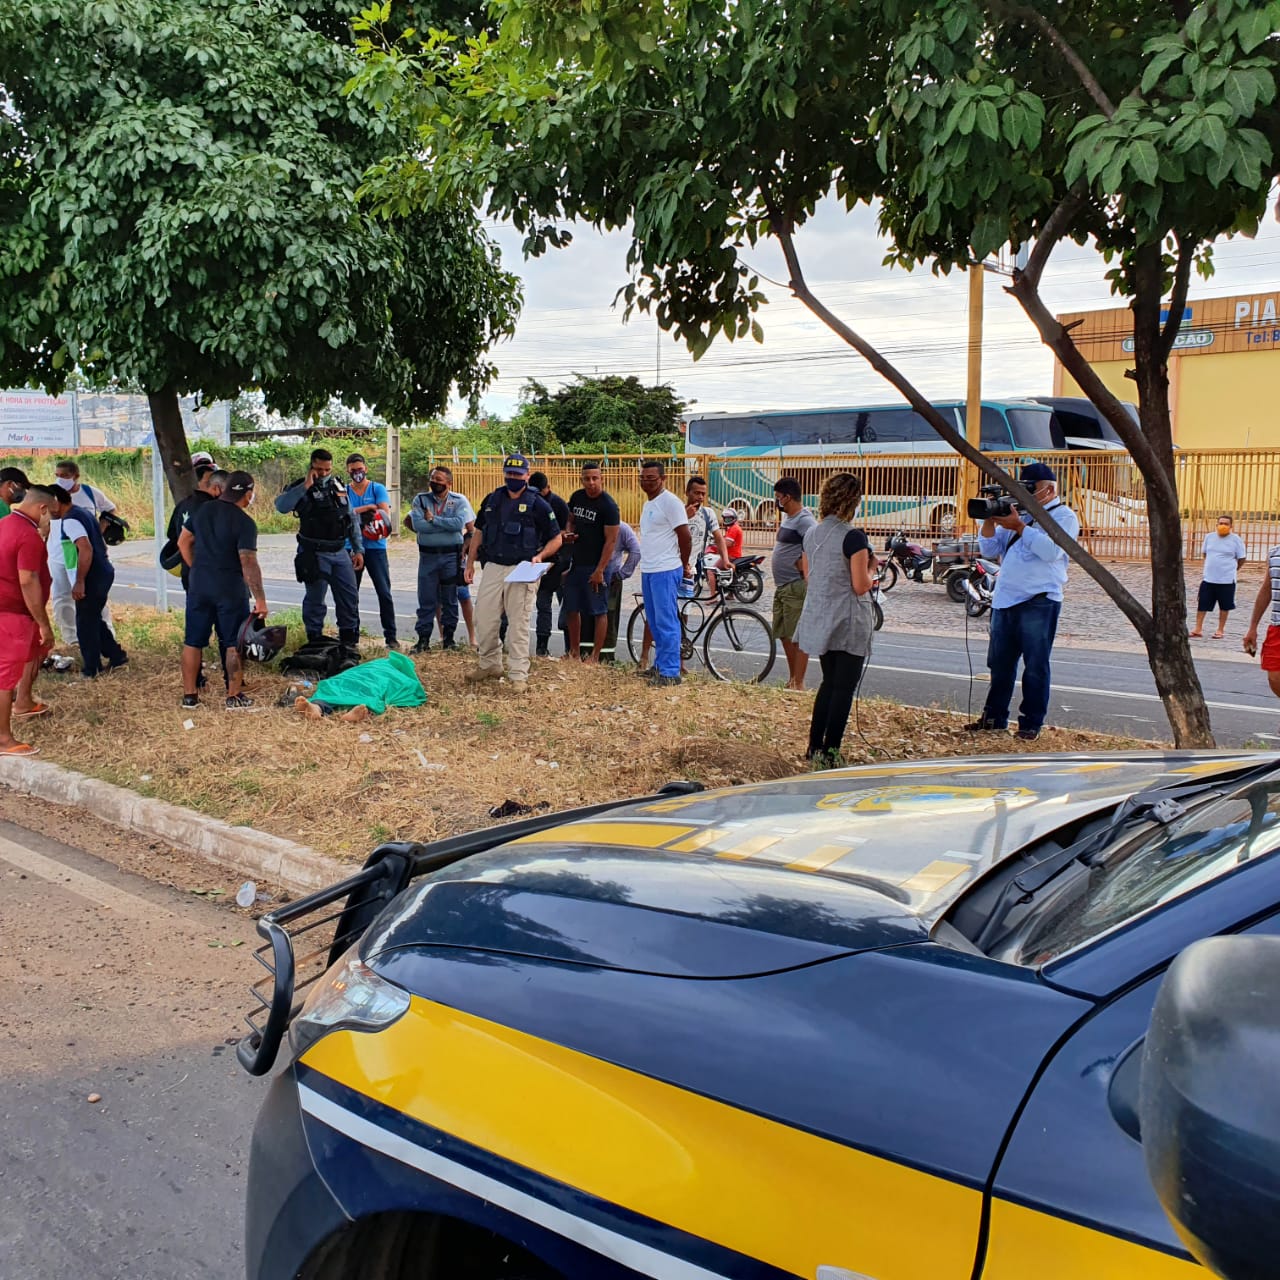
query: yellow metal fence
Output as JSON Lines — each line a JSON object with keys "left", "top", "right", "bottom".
{"left": 417, "top": 450, "right": 1280, "bottom": 562}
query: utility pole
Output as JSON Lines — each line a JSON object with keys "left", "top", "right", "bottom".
{"left": 960, "top": 263, "right": 985, "bottom": 532}
{"left": 386, "top": 422, "right": 401, "bottom": 530}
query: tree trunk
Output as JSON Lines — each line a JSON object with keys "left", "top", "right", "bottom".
{"left": 147, "top": 386, "right": 194, "bottom": 503}
{"left": 1130, "top": 245, "right": 1215, "bottom": 748}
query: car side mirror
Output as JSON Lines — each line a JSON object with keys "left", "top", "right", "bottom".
{"left": 1140, "top": 935, "right": 1280, "bottom": 1280}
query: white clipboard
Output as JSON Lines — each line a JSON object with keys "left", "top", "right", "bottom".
{"left": 505, "top": 560, "right": 552, "bottom": 584}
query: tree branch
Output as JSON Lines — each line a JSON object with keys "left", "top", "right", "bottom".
{"left": 990, "top": 2, "right": 1117, "bottom": 118}
{"left": 1017, "top": 188, "right": 1086, "bottom": 292}
{"left": 770, "top": 218, "right": 1154, "bottom": 635}
{"left": 1158, "top": 235, "right": 1194, "bottom": 363}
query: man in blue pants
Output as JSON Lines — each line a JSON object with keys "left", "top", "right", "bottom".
{"left": 967, "top": 462, "right": 1080, "bottom": 741}
{"left": 406, "top": 465, "right": 474, "bottom": 652}
{"left": 274, "top": 448, "right": 363, "bottom": 648}
{"left": 637, "top": 460, "right": 692, "bottom": 686}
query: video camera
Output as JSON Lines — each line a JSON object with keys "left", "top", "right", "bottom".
{"left": 966, "top": 484, "right": 1017, "bottom": 521}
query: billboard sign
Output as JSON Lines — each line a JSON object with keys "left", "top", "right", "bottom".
{"left": 0, "top": 390, "right": 78, "bottom": 448}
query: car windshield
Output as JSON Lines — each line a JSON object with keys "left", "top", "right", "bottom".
{"left": 1000, "top": 776, "right": 1280, "bottom": 966}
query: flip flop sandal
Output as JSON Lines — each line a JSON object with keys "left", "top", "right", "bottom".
{"left": 1211, "top": 633, "right": 1225, "bottom": 640}
{"left": 14, "top": 703, "right": 50, "bottom": 717}
{"left": 0, "top": 743, "right": 39, "bottom": 756}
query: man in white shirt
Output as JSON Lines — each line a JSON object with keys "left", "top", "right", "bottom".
{"left": 684, "top": 475, "right": 731, "bottom": 585}
{"left": 55, "top": 459, "right": 117, "bottom": 530}
{"left": 638, "top": 460, "right": 692, "bottom": 685}
{"left": 1191, "top": 514, "right": 1247, "bottom": 639}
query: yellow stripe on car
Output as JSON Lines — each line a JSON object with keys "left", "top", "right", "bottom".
{"left": 981, "top": 1200, "right": 1201, "bottom": 1278}
{"left": 302, "top": 997, "right": 981, "bottom": 1280}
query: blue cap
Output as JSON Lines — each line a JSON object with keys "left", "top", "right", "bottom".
{"left": 503, "top": 452, "right": 530, "bottom": 474}
{"left": 1020, "top": 462, "right": 1056, "bottom": 485}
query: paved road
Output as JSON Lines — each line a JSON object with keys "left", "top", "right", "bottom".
{"left": 0, "top": 817, "right": 263, "bottom": 1280}
{"left": 112, "top": 568, "right": 1280, "bottom": 747}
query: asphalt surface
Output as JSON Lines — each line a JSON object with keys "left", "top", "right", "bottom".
{"left": 111, "top": 570, "right": 1280, "bottom": 748}
{"left": 0, "top": 816, "right": 265, "bottom": 1280}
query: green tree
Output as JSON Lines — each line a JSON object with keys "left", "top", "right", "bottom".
{"left": 351, "top": 0, "right": 1280, "bottom": 746}
{"left": 0, "top": 0, "right": 519, "bottom": 499}
{"left": 522, "top": 375, "right": 684, "bottom": 452}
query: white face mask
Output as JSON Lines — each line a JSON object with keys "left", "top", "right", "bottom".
{"left": 247, "top": 489, "right": 257, "bottom": 506}
{"left": 55, "top": 476, "right": 75, "bottom": 490}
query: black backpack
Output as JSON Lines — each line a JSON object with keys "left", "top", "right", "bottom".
{"left": 279, "top": 636, "right": 362, "bottom": 678}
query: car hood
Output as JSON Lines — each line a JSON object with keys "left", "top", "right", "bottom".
{"left": 363, "top": 751, "right": 1272, "bottom": 979}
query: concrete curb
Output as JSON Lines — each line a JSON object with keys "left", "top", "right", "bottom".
{"left": 0, "top": 756, "right": 346, "bottom": 895}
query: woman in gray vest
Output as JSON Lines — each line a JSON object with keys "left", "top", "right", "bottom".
{"left": 795, "top": 472, "right": 876, "bottom": 769}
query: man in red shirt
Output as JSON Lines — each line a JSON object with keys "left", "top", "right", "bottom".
{"left": 0, "top": 485, "right": 58, "bottom": 754}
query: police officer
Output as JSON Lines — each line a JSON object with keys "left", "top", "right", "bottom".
{"left": 274, "top": 447, "right": 363, "bottom": 647}
{"left": 464, "top": 453, "right": 561, "bottom": 692}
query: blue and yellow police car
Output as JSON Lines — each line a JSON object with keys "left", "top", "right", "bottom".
{"left": 239, "top": 752, "right": 1280, "bottom": 1280}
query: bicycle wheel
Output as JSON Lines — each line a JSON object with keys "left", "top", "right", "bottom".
{"left": 878, "top": 560, "right": 899, "bottom": 592}
{"left": 625, "top": 602, "right": 648, "bottom": 664}
{"left": 731, "top": 567, "right": 764, "bottom": 604}
{"left": 702, "top": 608, "right": 776, "bottom": 683}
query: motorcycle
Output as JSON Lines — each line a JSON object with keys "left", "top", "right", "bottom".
{"left": 960, "top": 558, "right": 999, "bottom": 617}
{"left": 726, "top": 554, "right": 765, "bottom": 604}
{"left": 883, "top": 529, "right": 932, "bottom": 586}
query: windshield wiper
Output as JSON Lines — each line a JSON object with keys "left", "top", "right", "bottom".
{"left": 972, "top": 759, "right": 1280, "bottom": 954}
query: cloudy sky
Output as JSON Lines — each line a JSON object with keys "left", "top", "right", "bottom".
{"left": 467, "top": 195, "right": 1280, "bottom": 421}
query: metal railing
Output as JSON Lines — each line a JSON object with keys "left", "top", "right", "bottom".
{"left": 329, "top": 448, "right": 1280, "bottom": 562}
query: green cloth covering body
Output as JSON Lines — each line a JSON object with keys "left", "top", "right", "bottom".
{"left": 309, "top": 650, "right": 427, "bottom": 714}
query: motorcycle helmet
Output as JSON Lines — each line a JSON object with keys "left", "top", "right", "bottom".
{"left": 100, "top": 512, "right": 129, "bottom": 546}
{"left": 362, "top": 510, "right": 392, "bottom": 541}
{"left": 236, "top": 614, "right": 288, "bottom": 664}
{"left": 721, "top": 508, "right": 739, "bottom": 525}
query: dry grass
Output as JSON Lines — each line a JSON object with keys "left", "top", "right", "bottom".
{"left": 23, "top": 605, "right": 1161, "bottom": 863}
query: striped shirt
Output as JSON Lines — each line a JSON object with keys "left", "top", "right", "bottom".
{"left": 1270, "top": 546, "right": 1280, "bottom": 626}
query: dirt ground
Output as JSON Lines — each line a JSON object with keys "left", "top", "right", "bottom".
{"left": 12, "top": 606, "right": 1159, "bottom": 865}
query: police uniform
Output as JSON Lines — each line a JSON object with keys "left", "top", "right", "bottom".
{"left": 470, "top": 457, "right": 560, "bottom": 685}
{"left": 274, "top": 475, "right": 363, "bottom": 644}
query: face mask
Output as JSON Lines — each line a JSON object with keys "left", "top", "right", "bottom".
{"left": 349, "top": 470, "right": 366, "bottom": 483}
{"left": 55, "top": 476, "right": 74, "bottom": 490}
{"left": 1217, "top": 523, "right": 1231, "bottom": 534}
{"left": 248, "top": 489, "right": 257, "bottom": 507}
{"left": 9, "top": 486, "right": 25, "bottom": 506}
{"left": 429, "top": 482, "right": 446, "bottom": 495}
{"left": 505, "top": 475, "right": 527, "bottom": 493}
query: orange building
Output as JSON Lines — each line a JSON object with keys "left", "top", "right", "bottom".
{"left": 1053, "top": 289, "right": 1280, "bottom": 448}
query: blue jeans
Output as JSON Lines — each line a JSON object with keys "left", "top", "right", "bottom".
{"left": 303, "top": 548, "right": 361, "bottom": 643}
{"left": 416, "top": 550, "right": 459, "bottom": 642}
{"left": 642, "top": 568, "right": 683, "bottom": 677}
{"left": 77, "top": 572, "right": 126, "bottom": 676}
{"left": 983, "top": 595, "right": 1062, "bottom": 732}
{"left": 355, "top": 545, "right": 396, "bottom": 643}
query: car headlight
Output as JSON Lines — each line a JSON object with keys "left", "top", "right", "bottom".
{"left": 289, "top": 949, "right": 411, "bottom": 1059}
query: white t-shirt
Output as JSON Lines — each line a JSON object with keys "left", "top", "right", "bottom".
{"left": 46, "top": 518, "right": 76, "bottom": 595}
{"left": 1201, "top": 531, "right": 1246, "bottom": 584}
{"left": 69, "top": 482, "right": 115, "bottom": 516}
{"left": 639, "top": 489, "right": 690, "bottom": 573}
{"left": 687, "top": 504, "right": 719, "bottom": 560}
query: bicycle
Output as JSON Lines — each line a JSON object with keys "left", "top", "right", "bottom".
{"left": 626, "top": 578, "right": 776, "bottom": 683}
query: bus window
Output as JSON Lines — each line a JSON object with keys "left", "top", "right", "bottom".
{"left": 1007, "top": 407, "right": 1062, "bottom": 449}
{"left": 979, "top": 406, "right": 1013, "bottom": 451}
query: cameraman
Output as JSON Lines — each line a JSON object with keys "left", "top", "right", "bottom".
{"left": 967, "top": 461, "right": 1079, "bottom": 742}
{"left": 275, "top": 448, "right": 363, "bottom": 648}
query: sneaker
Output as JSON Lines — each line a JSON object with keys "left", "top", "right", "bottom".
{"left": 107, "top": 652, "right": 129, "bottom": 670}
{"left": 385, "top": 639, "right": 399, "bottom": 651}
{"left": 411, "top": 638, "right": 431, "bottom": 654}
{"left": 651, "top": 674, "right": 682, "bottom": 687}
{"left": 464, "top": 667, "right": 501, "bottom": 684}
{"left": 964, "top": 718, "right": 1005, "bottom": 733}
{"left": 225, "top": 693, "right": 259, "bottom": 711}
{"left": 534, "top": 643, "right": 550, "bottom": 658}
{"left": 1015, "top": 727, "right": 1041, "bottom": 741}
{"left": 508, "top": 679, "right": 528, "bottom": 693}
{"left": 441, "top": 638, "right": 457, "bottom": 651}
{"left": 181, "top": 694, "right": 199, "bottom": 709}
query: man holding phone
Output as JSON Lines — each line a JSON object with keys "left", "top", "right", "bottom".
{"left": 562, "top": 462, "right": 620, "bottom": 663}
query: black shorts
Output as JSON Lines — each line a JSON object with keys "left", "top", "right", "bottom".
{"left": 1197, "top": 581, "right": 1237, "bottom": 613}
{"left": 184, "top": 593, "right": 250, "bottom": 651}
{"left": 562, "top": 564, "right": 610, "bottom": 617}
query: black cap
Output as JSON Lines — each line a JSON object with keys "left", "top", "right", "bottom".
{"left": 220, "top": 470, "right": 255, "bottom": 499}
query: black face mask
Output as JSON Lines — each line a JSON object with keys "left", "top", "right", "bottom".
{"left": 9, "top": 486, "right": 25, "bottom": 506}
{"left": 428, "top": 483, "right": 447, "bottom": 495}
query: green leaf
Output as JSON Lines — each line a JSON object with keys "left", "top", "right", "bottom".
{"left": 776, "top": 84, "right": 798, "bottom": 119}
{"left": 1128, "top": 139, "right": 1160, "bottom": 185}
{"left": 975, "top": 100, "right": 999, "bottom": 142}
{"left": 957, "top": 99, "right": 977, "bottom": 136}
{"left": 1235, "top": 6, "right": 1272, "bottom": 52}
{"left": 1223, "top": 68, "right": 1257, "bottom": 117}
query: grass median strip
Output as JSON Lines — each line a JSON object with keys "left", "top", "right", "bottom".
{"left": 19, "top": 605, "right": 1158, "bottom": 862}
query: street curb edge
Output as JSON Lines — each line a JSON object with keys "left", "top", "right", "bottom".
{"left": 0, "top": 755, "right": 346, "bottom": 895}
